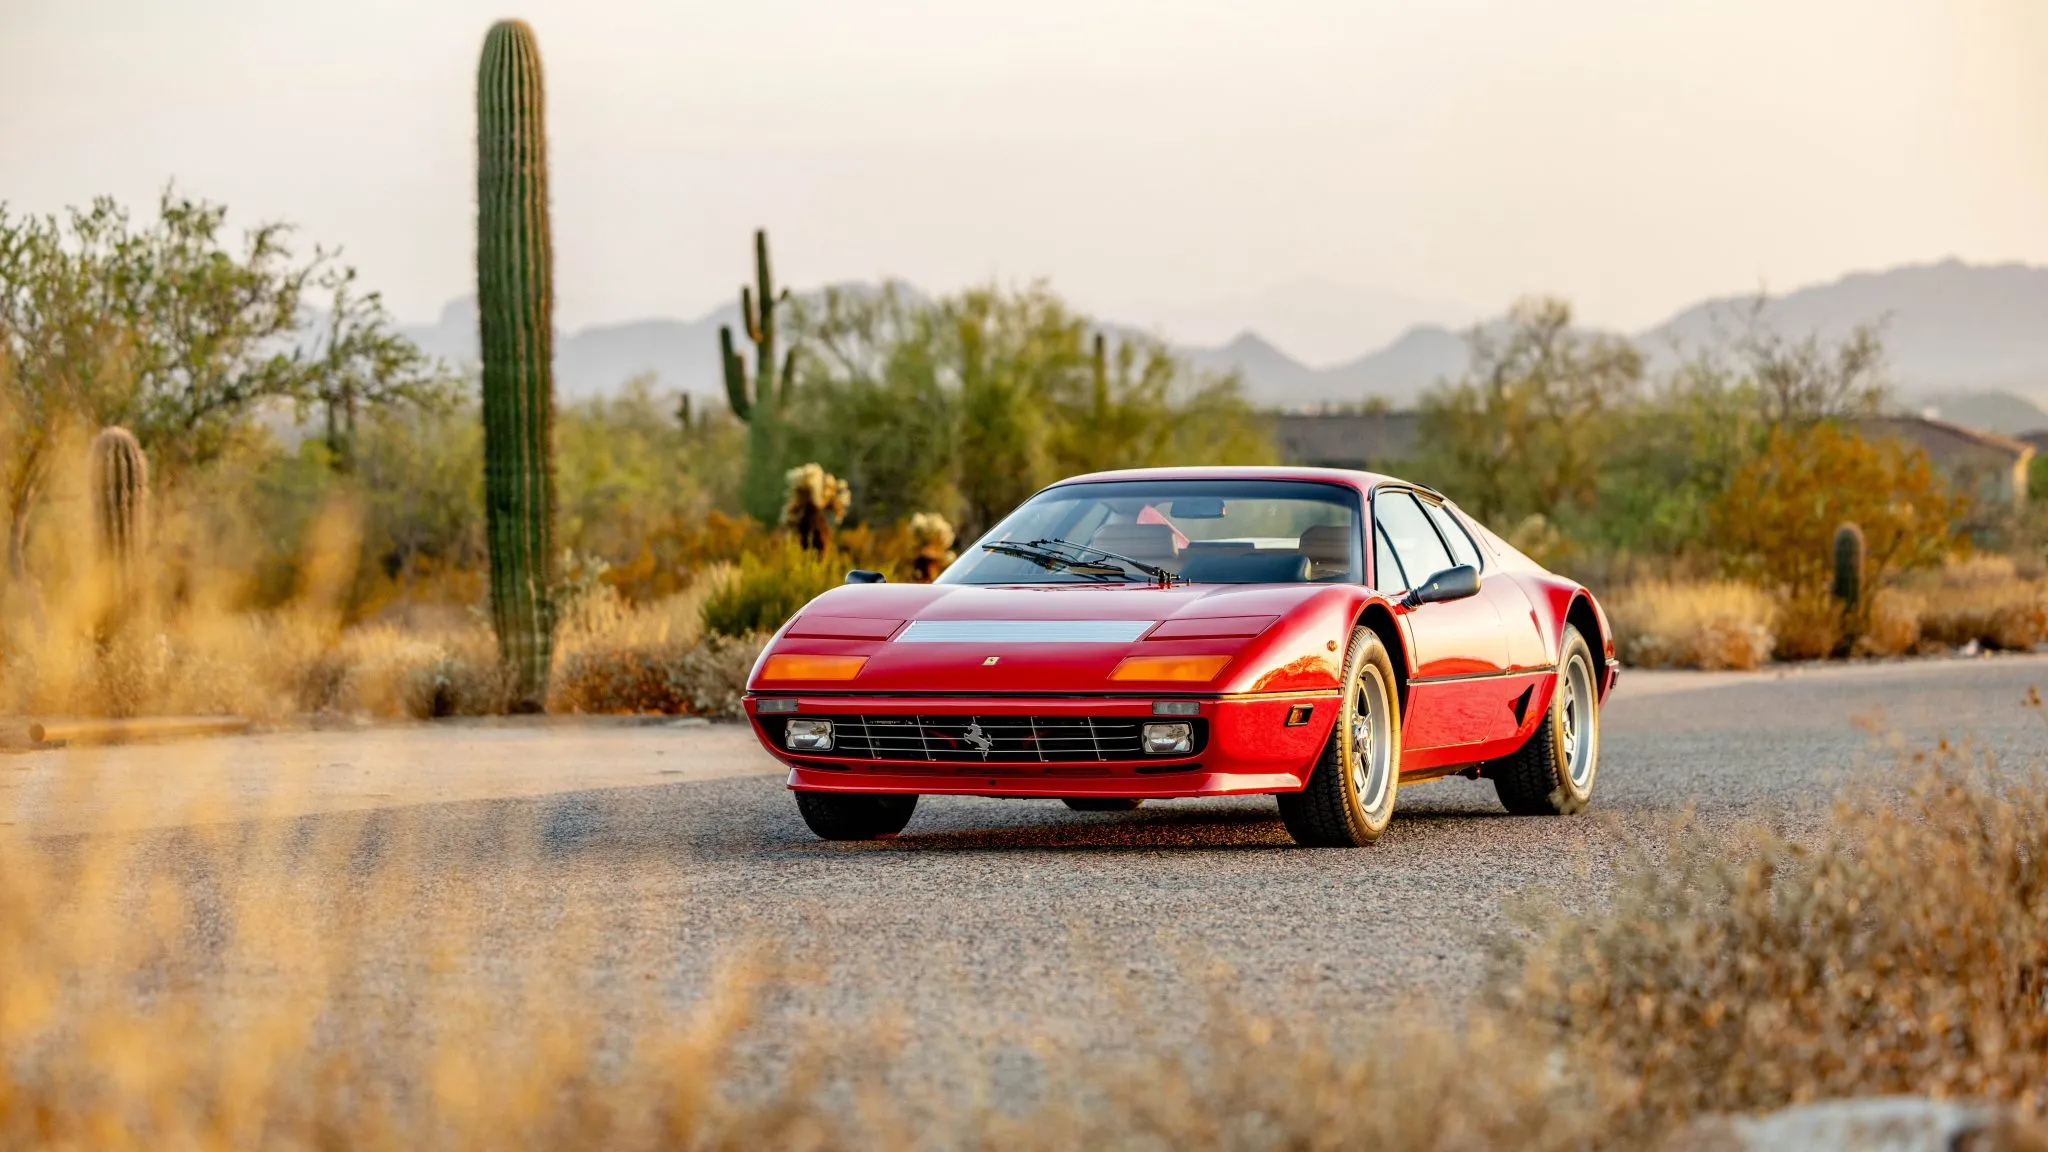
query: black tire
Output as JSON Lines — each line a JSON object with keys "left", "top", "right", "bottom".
{"left": 794, "top": 791, "right": 919, "bottom": 840}
{"left": 1061, "top": 797, "right": 1144, "bottom": 812}
{"left": 1491, "top": 625, "right": 1599, "bottom": 816}
{"left": 1276, "top": 626, "right": 1401, "bottom": 847}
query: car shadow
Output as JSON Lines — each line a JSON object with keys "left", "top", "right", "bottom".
{"left": 807, "top": 795, "right": 1522, "bottom": 854}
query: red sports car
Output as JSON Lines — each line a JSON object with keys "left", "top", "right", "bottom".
{"left": 743, "top": 467, "right": 1616, "bottom": 847}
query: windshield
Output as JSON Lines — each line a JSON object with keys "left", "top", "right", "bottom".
{"left": 939, "top": 479, "right": 1364, "bottom": 585}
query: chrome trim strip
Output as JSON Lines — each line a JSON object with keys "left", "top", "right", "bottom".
{"left": 895, "top": 619, "right": 1155, "bottom": 644}
{"left": 1408, "top": 664, "right": 1558, "bottom": 686}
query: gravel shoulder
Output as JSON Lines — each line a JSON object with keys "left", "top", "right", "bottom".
{"left": 0, "top": 717, "right": 774, "bottom": 836}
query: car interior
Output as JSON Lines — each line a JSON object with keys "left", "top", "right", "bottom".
{"left": 1084, "top": 518, "right": 1355, "bottom": 584}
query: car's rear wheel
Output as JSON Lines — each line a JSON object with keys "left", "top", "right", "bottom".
{"left": 794, "top": 791, "right": 919, "bottom": 840}
{"left": 1490, "top": 624, "right": 1599, "bottom": 815}
{"left": 1061, "top": 797, "right": 1144, "bottom": 812}
{"left": 1276, "top": 626, "right": 1400, "bottom": 847}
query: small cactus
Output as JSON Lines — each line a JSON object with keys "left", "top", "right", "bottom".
{"left": 782, "top": 463, "right": 850, "bottom": 554}
{"left": 721, "top": 229, "right": 798, "bottom": 523}
{"left": 1832, "top": 522, "right": 1865, "bottom": 612}
{"left": 90, "top": 426, "right": 149, "bottom": 580}
{"left": 476, "top": 18, "right": 559, "bottom": 710}
{"left": 908, "top": 512, "right": 956, "bottom": 583}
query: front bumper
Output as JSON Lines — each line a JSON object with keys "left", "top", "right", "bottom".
{"left": 743, "top": 693, "right": 1339, "bottom": 799}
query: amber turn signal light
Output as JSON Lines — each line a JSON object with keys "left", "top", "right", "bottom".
{"left": 1108, "top": 654, "right": 1230, "bottom": 682}
{"left": 760, "top": 654, "right": 868, "bottom": 681}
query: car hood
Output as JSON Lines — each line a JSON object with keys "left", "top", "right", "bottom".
{"left": 755, "top": 581, "right": 1347, "bottom": 695}
{"left": 798, "top": 580, "right": 1332, "bottom": 623}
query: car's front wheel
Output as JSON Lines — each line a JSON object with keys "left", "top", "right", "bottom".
{"left": 795, "top": 791, "right": 919, "bottom": 840}
{"left": 1490, "top": 624, "right": 1599, "bottom": 815}
{"left": 1276, "top": 626, "right": 1401, "bottom": 847}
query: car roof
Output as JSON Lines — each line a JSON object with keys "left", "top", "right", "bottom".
{"left": 1048, "top": 464, "right": 1426, "bottom": 496}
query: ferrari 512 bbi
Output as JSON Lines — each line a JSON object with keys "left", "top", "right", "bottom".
{"left": 742, "top": 467, "right": 1616, "bottom": 847}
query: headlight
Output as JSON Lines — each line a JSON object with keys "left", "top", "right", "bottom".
{"left": 1141, "top": 722, "right": 1193, "bottom": 755}
{"left": 785, "top": 719, "right": 835, "bottom": 751}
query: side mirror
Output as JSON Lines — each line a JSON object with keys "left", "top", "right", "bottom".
{"left": 1404, "top": 564, "right": 1479, "bottom": 608}
{"left": 845, "top": 569, "right": 887, "bottom": 585}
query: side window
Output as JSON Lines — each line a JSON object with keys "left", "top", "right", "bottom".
{"left": 1372, "top": 524, "right": 1406, "bottom": 592}
{"left": 1422, "top": 500, "right": 1482, "bottom": 571}
{"left": 1374, "top": 491, "right": 1456, "bottom": 585}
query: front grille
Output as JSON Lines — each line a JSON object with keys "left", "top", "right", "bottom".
{"left": 782, "top": 715, "right": 1203, "bottom": 763}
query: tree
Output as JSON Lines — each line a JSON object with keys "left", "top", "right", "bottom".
{"left": 1725, "top": 297, "right": 1888, "bottom": 428}
{"left": 786, "top": 282, "right": 1273, "bottom": 539}
{"left": 1414, "top": 298, "right": 1644, "bottom": 527}
{"left": 786, "top": 285, "right": 961, "bottom": 528}
{"left": 0, "top": 189, "right": 443, "bottom": 608}
{"left": 84, "top": 192, "right": 321, "bottom": 474}
{"left": 302, "top": 267, "right": 455, "bottom": 473}
{"left": 0, "top": 207, "right": 133, "bottom": 601}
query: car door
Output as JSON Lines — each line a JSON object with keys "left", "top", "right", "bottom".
{"left": 1425, "top": 499, "right": 1548, "bottom": 675}
{"left": 1369, "top": 489, "right": 1515, "bottom": 753}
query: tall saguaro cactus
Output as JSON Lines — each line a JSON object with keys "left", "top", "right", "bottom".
{"left": 89, "top": 426, "right": 149, "bottom": 585}
{"left": 720, "top": 229, "right": 797, "bottom": 523}
{"left": 476, "top": 18, "right": 558, "bottom": 710}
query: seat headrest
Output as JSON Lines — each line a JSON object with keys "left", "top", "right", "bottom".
{"left": 1087, "top": 523, "right": 1179, "bottom": 562}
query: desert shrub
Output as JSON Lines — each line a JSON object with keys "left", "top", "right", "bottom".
{"left": 1607, "top": 580, "right": 1775, "bottom": 670}
{"left": 1496, "top": 743, "right": 2048, "bottom": 1138}
{"left": 1852, "top": 587, "right": 1925, "bottom": 657}
{"left": 548, "top": 645, "right": 689, "bottom": 714}
{"left": 1712, "top": 422, "right": 1963, "bottom": 599}
{"left": 545, "top": 581, "right": 712, "bottom": 714}
{"left": 700, "top": 547, "right": 841, "bottom": 639}
{"left": 666, "top": 633, "right": 767, "bottom": 718}
{"left": 400, "top": 646, "right": 511, "bottom": 719}
{"left": 1770, "top": 589, "right": 1846, "bottom": 661}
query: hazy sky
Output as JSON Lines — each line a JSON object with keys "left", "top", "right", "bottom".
{"left": 3, "top": 0, "right": 2044, "bottom": 361}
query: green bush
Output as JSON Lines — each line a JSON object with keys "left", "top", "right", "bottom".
{"left": 700, "top": 543, "right": 843, "bottom": 638}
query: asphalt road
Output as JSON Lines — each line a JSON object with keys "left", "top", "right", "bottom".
{"left": 10, "top": 654, "right": 2048, "bottom": 1078}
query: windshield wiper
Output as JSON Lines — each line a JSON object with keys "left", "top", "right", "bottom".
{"left": 1017, "top": 537, "right": 1185, "bottom": 587}
{"left": 980, "top": 541, "right": 1130, "bottom": 580}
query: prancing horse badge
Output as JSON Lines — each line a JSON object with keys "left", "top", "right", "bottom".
{"left": 982, "top": 656, "right": 999, "bottom": 665}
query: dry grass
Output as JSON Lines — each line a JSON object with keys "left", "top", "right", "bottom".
{"left": 1771, "top": 588, "right": 1847, "bottom": 661}
{"left": 545, "top": 569, "right": 767, "bottom": 718}
{"left": 2, "top": 724, "right": 2042, "bottom": 1147}
{"left": 1606, "top": 580, "right": 1776, "bottom": 670}
{"left": 1852, "top": 586, "right": 1925, "bottom": 657}
{"left": 0, "top": 539, "right": 761, "bottom": 721}
{"left": 1496, "top": 733, "right": 2048, "bottom": 1140}
{"left": 1909, "top": 556, "right": 2048, "bottom": 653}
{"left": 1588, "top": 556, "right": 2048, "bottom": 668}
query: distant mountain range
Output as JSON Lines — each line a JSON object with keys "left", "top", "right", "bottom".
{"left": 399, "top": 259, "right": 2048, "bottom": 433}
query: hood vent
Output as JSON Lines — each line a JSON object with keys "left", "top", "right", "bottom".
{"left": 895, "top": 620, "right": 1154, "bottom": 644}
